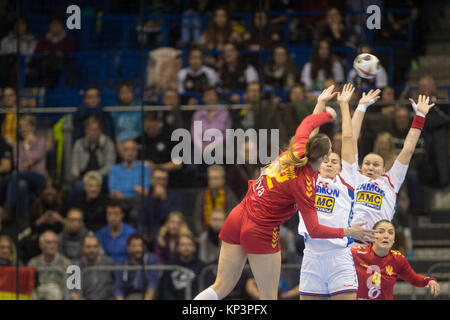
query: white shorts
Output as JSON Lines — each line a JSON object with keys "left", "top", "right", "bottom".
{"left": 299, "top": 247, "right": 358, "bottom": 298}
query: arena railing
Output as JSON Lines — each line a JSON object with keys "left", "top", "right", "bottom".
{"left": 31, "top": 264, "right": 195, "bottom": 300}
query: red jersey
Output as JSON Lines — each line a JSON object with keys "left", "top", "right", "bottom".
{"left": 351, "top": 245, "right": 436, "bottom": 300}
{"left": 243, "top": 112, "right": 344, "bottom": 239}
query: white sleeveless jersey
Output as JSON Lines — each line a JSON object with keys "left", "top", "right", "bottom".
{"left": 298, "top": 160, "right": 357, "bottom": 252}
{"left": 351, "top": 157, "right": 408, "bottom": 229}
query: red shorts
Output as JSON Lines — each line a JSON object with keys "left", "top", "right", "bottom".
{"left": 219, "top": 203, "right": 281, "bottom": 254}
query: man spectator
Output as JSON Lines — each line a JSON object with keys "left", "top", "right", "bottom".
{"left": 0, "top": 17, "right": 36, "bottom": 87}
{"left": 108, "top": 139, "right": 150, "bottom": 226}
{"left": 134, "top": 111, "right": 182, "bottom": 174}
{"left": 218, "top": 43, "right": 259, "bottom": 104}
{"left": 418, "top": 75, "right": 449, "bottom": 187}
{"left": 28, "top": 15, "right": 76, "bottom": 89}
{"left": 198, "top": 208, "right": 225, "bottom": 264}
{"left": 193, "top": 165, "right": 238, "bottom": 236}
{"left": 72, "top": 86, "right": 114, "bottom": 141}
{"left": 27, "top": 230, "right": 71, "bottom": 300}
{"left": 96, "top": 201, "right": 136, "bottom": 264}
{"left": 114, "top": 233, "right": 161, "bottom": 300}
{"left": 111, "top": 80, "right": 142, "bottom": 145}
{"left": 58, "top": 208, "right": 91, "bottom": 261}
{"left": 138, "top": 168, "right": 183, "bottom": 241}
{"left": 71, "top": 117, "right": 116, "bottom": 201}
{"left": 72, "top": 171, "right": 109, "bottom": 232}
{"left": 70, "top": 234, "right": 115, "bottom": 300}
{"left": 177, "top": 47, "right": 219, "bottom": 105}
{"left": 315, "top": 7, "right": 357, "bottom": 49}
{"left": 0, "top": 135, "right": 12, "bottom": 207}
{"left": 158, "top": 234, "right": 206, "bottom": 300}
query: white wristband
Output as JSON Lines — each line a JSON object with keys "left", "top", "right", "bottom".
{"left": 411, "top": 101, "right": 425, "bottom": 117}
{"left": 356, "top": 99, "right": 375, "bottom": 113}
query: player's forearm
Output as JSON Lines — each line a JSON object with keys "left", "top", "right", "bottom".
{"left": 351, "top": 109, "right": 365, "bottom": 155}
{"left": 340, "top": 101, "right": 355, "bottom": 163}
{"left": 396, "top": 115, "right": 425, "bottom": 165}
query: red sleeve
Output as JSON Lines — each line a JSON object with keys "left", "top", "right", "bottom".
{"left": 293, "top": 170, "right": 344, "bottom": 239}
{"left": 294, "top": 112, "right": 333, "bottom": 155}
{"left": 397, "top": 254, "right": 436, "bottom": 287}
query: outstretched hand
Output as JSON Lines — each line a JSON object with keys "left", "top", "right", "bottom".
{"left": 409, "top": 94, "right": 435, "bottom": 116}
{"left": 318, "top": 85, "right": 338, "bottom": 103}
{"left": 337, "top": 83, "right": 355, "bottom": 104}
{"left": 359, "top": 88, "right": 381, "bottom": 105}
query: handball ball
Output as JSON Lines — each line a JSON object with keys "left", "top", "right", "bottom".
{"left": 353, "top": 53, "right": 380, "bottom": 79}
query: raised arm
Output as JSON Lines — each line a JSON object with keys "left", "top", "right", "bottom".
{"left": 351, "top": 89, "right": 381, "bottom": 156}
{"left": 309, "top": 85, "right": 338, "bottom": 138}
{"left": 336, "top": 84, "right": 355, "bottom": 164}
{"left": 396, "top": 95, "right": 435, "bottom": 165}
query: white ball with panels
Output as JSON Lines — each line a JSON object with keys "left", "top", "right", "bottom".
{"left": 353, "top": 53, "right": 381, "bottom": 79}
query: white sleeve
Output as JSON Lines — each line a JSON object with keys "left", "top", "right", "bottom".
{"left": 301, "top": 62, "right": 312, "bottom": 88}
{"left": 386, "top": 160, "right": 409, "bottom": 192}
{"left": 340, "top": 160, "right": 358, "bottom": 188}
{"left": 376, "top": 66, "right": 388, "bottom": 88}
{"left": 245, "top": 65, "right": 259, "bottom": 83}
{"left": 177, "top": 69, "right": 186, "bottom": 94}
{"left": 207, "top": 67, "right": 219, "bottom": 86}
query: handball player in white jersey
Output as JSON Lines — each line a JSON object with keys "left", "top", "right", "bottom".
{"left": 298, "top": 84, "right": 378, "bottom": 300}
{"left": 351, "top": 93, "right": 435, "bottom": 232}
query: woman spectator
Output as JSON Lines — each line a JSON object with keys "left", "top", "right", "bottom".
{"left": 373, "top": 132, "right": 396, "bottom": 171}
{"left": 243, "top": 11, "right": 279, "bottom": 51}
{"left": 154, "top": 211, "right": 194, "bottom": 264}
{"left": 301, "top": 40, "right": 344, "bottom": 91}
{"left": 263, "top": 45, "right": 300, "bottom": 91}
{"left": 198, "top": 7, "right": 241, "bottom": 51}
{"left": 190, "top": 87, "right": 232, "bottom": 161}
{"left": 217, "top": 42, "right": 258, "bottom": 103}
{"left": 0, "top": 234, "right": 22, "bottom": 266}
{"left": 4, "top": 115, "right": 47, "bottom": 218}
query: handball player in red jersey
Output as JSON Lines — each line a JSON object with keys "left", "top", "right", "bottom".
{"left": 351, "top": 220, "right": 440, "bottom": 300}
{"left": 195, "top": 85, "right": 376, "bottom": 300}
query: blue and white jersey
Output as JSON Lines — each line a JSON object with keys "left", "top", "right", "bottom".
{"left": 298, "top": 160, "right": 357, "bottom": 253}
{"left": 351, "top": 156, "right": 408, "bottom": 229}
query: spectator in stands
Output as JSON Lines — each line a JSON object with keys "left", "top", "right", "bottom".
{"left": 159, "top": 88, "right": 185, "bottom": 129}
{"left": 180, "top": 2, "right": 206, "bottom": 46}
{"left": 226, "top": 139, "right": 261, "bottom": 200}
{"left": 111, "top": 81, "right": 142, "bottom": 146}
{"left": 263, "top": 45, "right": 300, "bottom": 91}
{"left": 0, "top": 86, "right": 18, "bottom": 145}
{"left": 108, "top": 139, "right": 150, "bottom": 226}
{"left": 138, "top": 168, "right": 183, "bottom": 242}
{"left": 418, "top": 75, "right": 449, "bottom": 187}
{"left": 287, "top": 83, "right": 316, "bottom": 123}
{"left": 198, "top": 208, "right": 225, "bottom": 264}
{"left": 392, "top": 187, "right": 414, "bottom": 257}
{"left": 58, "top": 208, "right": 91, "bottom": 261}
{"left": 72, "top": 171, "right": 108, "bottom": 232}
{"left": 0, "top": 136, "right": 12, "bottom": 211}
{"left": 177, "top": 48, "right": 219, "bottom": 105}
{"left": 218, "top": 43, "right": 259, "bottom": 104}
{"left": 243, "top": 11, "right": 279, "bottom": 51}
{"left": 315, "top": 7, "right": 357, "bottom": 49}
{"left": 193, "top": 164, "right": 238, "bottom": 236}
{"left": 154, "top": 211, "right": 193, "bottom": 264}
{"left": 114, "top": 233, "right": 161, "bottom": 300}
{"left": 300, "top": 40, "right": 345, "bottom": 91}
{"left": 191, "top": 87, "right": 232, "bottom": 160}
{"left": 158, "top": 234, "right": 206, "bottom": 300}
{"left": 71, "top": 117, "right": 116, "bottom": 201}
{"left": 0, "top": 17, "right": 36, "bottom": 87}
{"left": 28, "top": 15, "right": 76, "bottom": 89}
{"left": 96, "top": 201, "right": 136, "bottom": 264}
{"left": 134, "top": 111, "right": 182, "bottom": 173}
{"left": 0, "top": 234, "right": 22, "bottom": 266}
{"left": 347, "top": 45, "right": 388, "bottom": 90}
{"left": 70, "top": 234, "right": 115, "bottom": 300}
{"left": 4, "top": 115, "right": 47, "bottom": 218}
{"left": 378, "top": 86, "right": 396, "bottom": 115}
{"left": 73, "top": 87, "right": 114, "bottom": 141}
{"left": 198, "top": 7, "right": 241, "bottom": 51}
{"left": 136, "top": 0, "right": 173, "bottom": 47}
{"left": 373, "top": 132, "right": 396, "bottom": 171}
{"left": 27, "top": 230, "right": 71, "bottom": 300}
